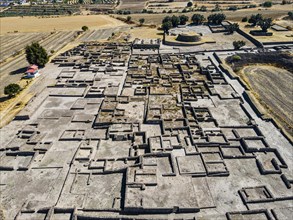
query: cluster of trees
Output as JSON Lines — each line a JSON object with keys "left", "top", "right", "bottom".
{"left": 226, "top": 23, "right": 239, "bottom": 34}
{"left": 248, "top": 14, "right": 273, "bottom": 32}
{"left": 262, "top": 1, "right": 272, "bottom": 7}
{"left": 161, "top": 13, "right": 228, "bottom": 32}
{"left": 207, "top": 13, "right": 226, "bottom": 24}
{"left": 191, "top": 14, "right": 205, "bottom": 25}
{"left": 233, "top": 41, "right": 246, "bottom": 49}
{"left": 161, "top": 15, "right": 189, "bottom": 32}
{"left": 4, "top": 41, "right": 51, "bottom": 97}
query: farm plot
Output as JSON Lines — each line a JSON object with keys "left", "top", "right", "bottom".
{"left": 68, "top": 0, "right": 117, "bottom": 10}
{"left": 78, "top": 26, "right": 129, "bottom": 42}
{"left": 242, "top": 65, "right": 293, "bottom": 135}
{"left": 0, "top": 4, "right": 80, "bottom": 17}
{"left": 146, "top": 1, "right": 188, "bottom": 13}
{"left": 116, "top": 4, "right": 290, "bottom": 25}
{"left": 118, "top": 0, "right": 148, "bottom": 11}
{"left": 0, "top": 32, "right": 50, "bottom": 62}
{"left": 0, "top": 31, "right": 78, "bottom": 97}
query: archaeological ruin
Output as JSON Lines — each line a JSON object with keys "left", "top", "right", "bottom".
{"left": 0, "top": 40, "right": 292, "bottom": 220}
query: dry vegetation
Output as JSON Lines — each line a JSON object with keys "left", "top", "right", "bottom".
{"left": 241, "top": 65, "right": 293, "bottom": 137}
{"left": 0, "top": 15, "right": 125, "bottom": 34}
{"left": 115, "top": 4, "right": 291, "bottom": 25}
{"left": 226, "top": 52, "right": 293, "bottom": 139}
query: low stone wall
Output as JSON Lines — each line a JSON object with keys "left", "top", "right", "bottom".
{"left": 236, "top": 29, "right": 263, "bottom": 48}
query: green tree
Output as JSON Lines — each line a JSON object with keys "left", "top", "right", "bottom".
{"left": 187, "top": 1, "right": 193, "bottom": 7}
{"left": 288, "top": 11, "right": 293, "bottom": 20}
{"left": 139, "top": 18, "right": 145, "bottom": 25}
{"left": 263, "top": 1, "right": 272, "bottom": 7}
{"left": 82, "top": 26, "right": 88, "bottom": 31}
{"left": 25, "top": 42, "right": 49, "bottom": 67}
{"left": 126, "top": 16, "right": 132, "bottom": 22}
{"left": 78, "top": 0, "right": 84, "bottom": 4}
{"left": 248, "top": 14, "right": 263, "bottom": 26}
{"left": 231, "top": 55, "right": 241, "bottom": 62}
{"left": 258, "top": 18, "right": 273, "bottom": 32}
{"left": 242, "top": 17, "right": 248, "bottom": 22}
{"left": 179, "top": 15, "right": 189, "bottom": 25}
{"left": 199, "top": 6, "right": 207, "bottom": 12}
{"left": 163, "top": 16, "right": 171, "bottom": 23}
{"left": 213, "top": 4, "right": 220, "bottom": 12}
{"left": 162, "top": 21, "right": 173, "bottom": 32}
{"left": 191, "top": 14, "right": 205, "bottom": 25}
{"left": 226, "top": 23, "right": 239, "bottom": 34}
{"left": 208, "top": 13, "right": 226, "bottom": 24}
{"left": 4, "top": 83, "right": 21, "bottom": 97}
{"left": 233, "top": 41, "right": 246, "bottom": 49}
{"left": 171, "top": 15, "right": 180, "bottom": 27}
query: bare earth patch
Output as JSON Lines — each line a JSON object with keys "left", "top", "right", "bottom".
{"left": 0, "top": 15, "right": 125, "bottom": 34}
{"left": 241, "top": 65, "right": 293, "bottom": 136}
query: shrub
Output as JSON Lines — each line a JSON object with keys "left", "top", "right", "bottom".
{"left": 25, "top": 42, "right": 49, "bottom": 67}
{"left": 191, "top": 14, "right": 205, "bottom": 25}
{"left": 139, "top": 18, "right": 145, "bottom": 25}
{"left": 231, "top": 55, "right": 241, "bottom": 61}
{"left": 248, "top": 14, "right": 263, "bottom": 26}
{"left": 179, "top": 15, "right": 189, "bottom": 25}
{"left": 242, "top": 17, "right": 248, "bottom": 22}
{"left": 228, "top": 6, "right": 238, "bottom": 11}
{"left": 258, "top": 18, "right": 273, "bottom": 32}
{"left": 208, "top": 13, "right": 226, "bottom": 24}
{"left": 288, "top": 11, "right": 293, "bottom": 20}
{"left": 162, "top": 21, "right": 172, "bottom": 32}
{"left": 227, "top": 23, "right": 239, "bottom": 34}
{"left": 187, "top": 1, "right": 193, "bottom": 7}
{"left": 126, "top": 16, "right": 131, "bottom": 22}
{"left": 233, "top": 41, "right": 246, "bottom": 50}
{"left": 81, "top": 26, "right": 88, "bottom": 31}
{"left": 263, "top": 1, "right": 272, "bottom": 7}
{"left": 199, "top": 6, "right": 207, "bottom": 12}
{"left": 4, "top": 83, "right": 21, "bottom": 97}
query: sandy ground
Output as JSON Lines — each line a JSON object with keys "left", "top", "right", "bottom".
{"left": 0, "top": 15, "right": 125, "bottom": 34}
{"left": 129, "top": 27, "right": 163, "bottom": 40}
{"left": 238, "top": 22, "right": 293, "bottom": 43}
{"left": 241, "top": 65, "right": 293, "bottom": 136}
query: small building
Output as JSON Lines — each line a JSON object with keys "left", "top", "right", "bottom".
{"left": 24, "top": 64, "right": 39, "bottom": 78}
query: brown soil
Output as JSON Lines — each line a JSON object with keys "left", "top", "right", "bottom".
{"left": 241, "top": 65, "right": 293, "bottom": 138}
{"left": 0, "top": 15, "right": 125, "bottom": 34}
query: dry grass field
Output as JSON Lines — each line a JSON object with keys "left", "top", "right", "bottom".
{"left": 241, "top": 65, "right": 293, "bottom": 137}
{"left": 238, "top": 22, "right": 293, "bottom": 43}
{"left": 118, "top": 0, "right": 148, "bottom": 11}
{"left": 116, "top": 4, "right": 291, "bottom": 25}
{"left": 0, "top": 15, "right": 125, "bottom": 34}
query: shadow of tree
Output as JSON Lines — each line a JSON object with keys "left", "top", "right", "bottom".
{"left": 0, "top": 96, "right": 11, "bottom": 103}
{"left": 10, "top": 67, "right": 27, "bottom": 75}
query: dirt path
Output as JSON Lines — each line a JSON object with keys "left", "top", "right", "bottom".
{"left": 242, "top": 65, "right": 293, "bottom": 135}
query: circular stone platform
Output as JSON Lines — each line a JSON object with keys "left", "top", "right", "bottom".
{"left": 176, "top": 32, "right": 201, "bottom": 42}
